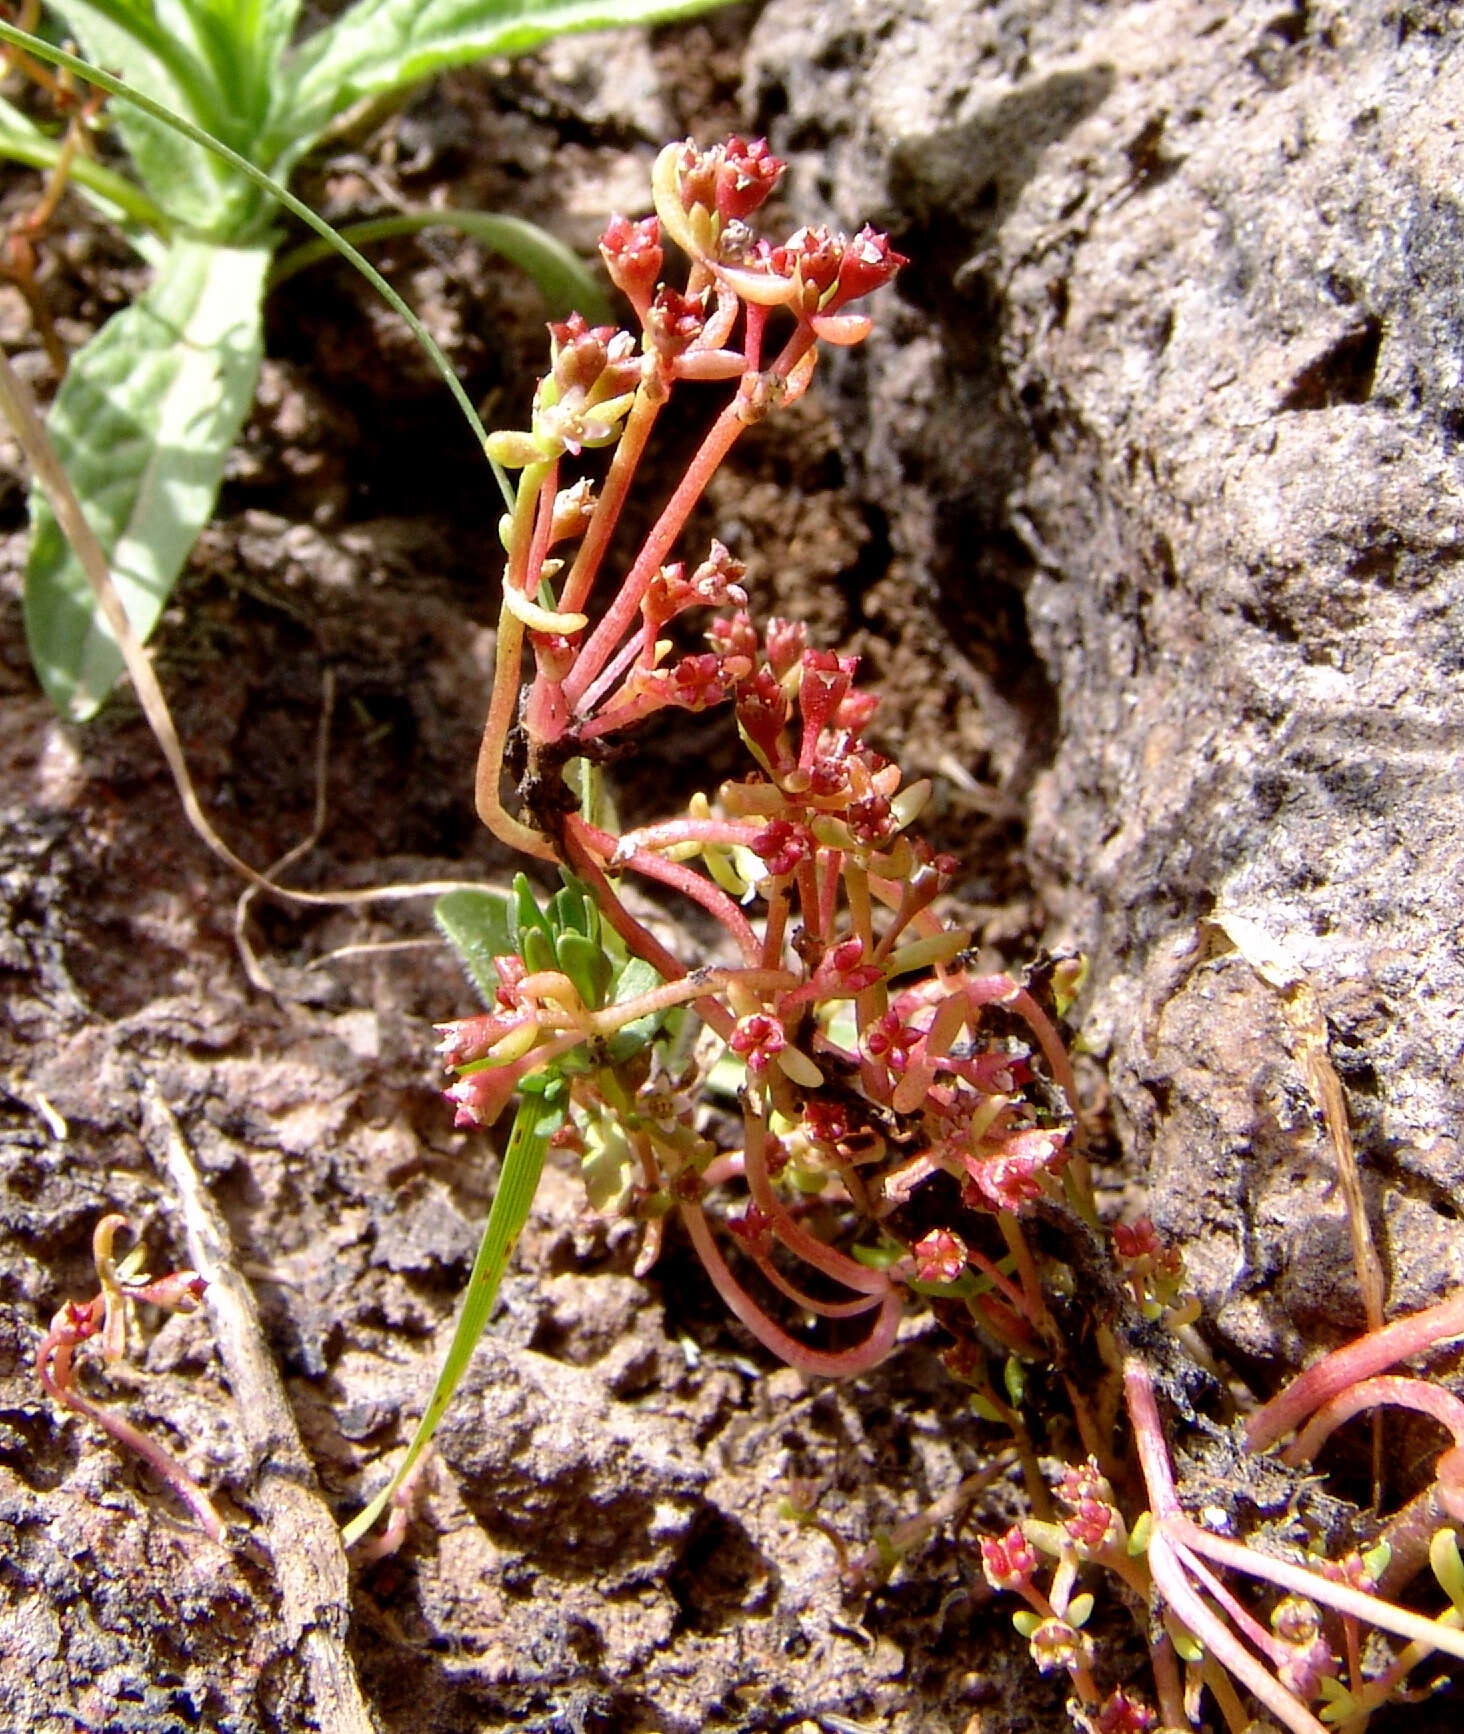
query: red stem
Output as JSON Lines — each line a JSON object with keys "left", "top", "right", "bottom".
{"left": 1124, "top": 1357, "right": 1330, "bottom": 1734}
{"left": 562, "top": 392, "right": 752, "bottom": 708}
{"left": 1246, "top": 1291, "right": 1464, "bottom": 1453}
{"left": 1284, "top": 1372, "right": 1464, "bottom": 1468}
{"left": 561, "top": 827, "right": 734, "bottom": 1039}
{"left": 38, "top": 1314, "right": 228, "bottom": 1544}
{"left": 557, "top": 379, "right": 665, "bottom": 620}
{"left": 680, "top": 1200, "right": 902, "bottom": 1378}
{"left": 744, "top": 1244, "right": 886, "bottom": 1319}
{"left": 570, "top": 815, "right": 761, "bottom": 965}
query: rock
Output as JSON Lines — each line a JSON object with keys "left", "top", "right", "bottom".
{"left": 746, "top": 0, "right": 1464, "bottom": 1365}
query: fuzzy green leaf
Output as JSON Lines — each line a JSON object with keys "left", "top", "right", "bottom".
{"left": 24, "top": 238, "right": 269, "bottom": 720}
{"left": 270, "top": 0, "right": 735, "bottom": 169}
{"left": 434, "top": 888, "right": 515, "bottom": 1006}
{"left": 43, "top": 1, "right": 258, "bottom": 231}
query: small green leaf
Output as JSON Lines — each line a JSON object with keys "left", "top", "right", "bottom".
{"left": 1128, "top": 1511, "right": 1153, "bottom": 1556}
{"left": 1170, "top": 1624, "right": 1204, "bottom": 1663}
{"left": 1012, "top": 1610, "right": 1040, "bottom": 1638}
{"left": 520, "top": 924, "right": 557, "bottom": 978}
{"left": 1003, "top": 1354, "right": 1027, "bottom": 1408}
{"left": 849, "top": 1241, "right": 905, "bottom": 1271}
{"left": 906, "top": 1271, "right": 980, "bottom": 1299}
{"left": 1361, "top": 1539, "right": 1392, "bottom": 1584}
{"left": 555, "top": 930, "right": 613, "bottom": 1011}
{"left": 1431, "top": 1527, "right": 1464, "bottom": 1615}
{"left": 434, "top": 887, "right": 514, "bottom": 1006}
{"left": 1023, "top": 1519, "right": 1066, "bottom": 1556}
{"left": 512, "top": 872, "right": 550, "bottom": 942}
{"left": 24, "top": 237, "right": 269, "bottom": 719}
{"left": 1066, "top": 1592, "right": 1094, "bottom": 1628}
{"left": 970, "top": 1393, "right": 1007, "bottom": 1424}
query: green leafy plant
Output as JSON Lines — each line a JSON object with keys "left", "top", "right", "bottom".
{"left": 0, "top": 0, "right": 730, "bottom": 720}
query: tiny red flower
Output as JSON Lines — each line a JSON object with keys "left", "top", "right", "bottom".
{"left": 964, "top": 1128, "right": 1068, "bottom": 1215}
{"left": 446, "top": 1065, "right": 520, "bottom": 1128}
{"left": 765, "top": 617, "right": 808, "bottom": 678}
{"left": 833, "top": 688, "right": 880, "bottom": 736}
{"left": 832, "top": 225, "right": 908, "bottom": 305}
{"left": 806, "top": 757, "right": 848, "bottom": 800}
{"left": 646, "top": 285, "right": 708, "bottom": 360}
{"left": 735, "top": 668, "right": 793, "bottom": 769}
{"left": 979, "top": 1525, "right": 1037, "bottom": 1592}
{"left": 688, "top": 541, "right": 748, "bottom": 607}
{"left": 863, "top": 1009, "right": 921, "bottom": 1071}
{"left": 913, "top": 1228, "right": 968, "bottom": 1285}
{"left": 798, "top": 647, "right": 858, "bottom": 742}
{"left": 846, "top": 793, "right": 893, "bottom": 847}
{"left": 1094, "top": 1689, "right": 1157, "bottom": 1734}
{"left": 752, "top": 817, "right": 813, "bottom": 877}
{"left": 726, "top": 1204, "right": 774, "bottom": 1253}
{"left": 1112, "top": 1217, "right": 1163, "bottom": 1262}
{"left": 728, "top": 1013, "right": 787, "bottom": 1073}
{"left": 812, "top": 936, "right": 883, "bottom": 997}
{"left": 435, "top": 1007, "right": 520, "bottom": 1066}
{"left": 708, "top": 611, "right": 761, "bottom": 663}
{"left": 713, "top": 136, "right": 784, "bottom": 223}
{"left": 1062, "top": 1497, "right": 1117, "bottom": 1555}
{"left": 1027, "top": 1617, "right": 1095, "bottom": 1677}
{"left": 1054, "top": 1457, "right": 1114, "bottom": 1512}
{"left": 802, "top": 1099, "right": 853, "bottom": 1148}
{"left": 599, "top": 212, "right": 663, "bottom": 312}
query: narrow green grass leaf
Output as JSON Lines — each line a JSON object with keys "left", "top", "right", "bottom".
{"left": 23, "top": 238, "right": 269, "bottom": 720}
{"left": 340, "top": 1081, "right": 564, "bottom": 1548}
{"left": 271, "top": 209, "right": 609, "bottom": 322}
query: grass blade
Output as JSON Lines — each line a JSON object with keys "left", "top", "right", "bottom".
{"left": 339, "top": 1081, "right": 564, "bottom": 1548}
